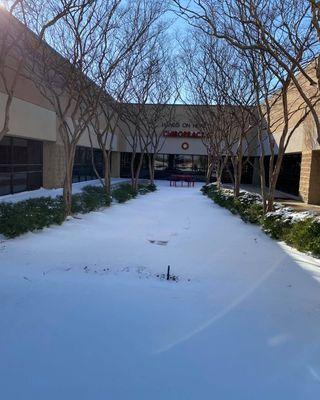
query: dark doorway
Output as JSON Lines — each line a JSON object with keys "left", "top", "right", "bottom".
{"left": 264, "top": 153, "right": 301, "bottom": 196}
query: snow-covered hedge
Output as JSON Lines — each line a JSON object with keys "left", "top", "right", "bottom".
{"left": 112, "top": 183, "right": 156, "bottom": 203}
{"left": 72, "top": 185, "right": 111, "bottom": 213}
{"left": 0, "top": 196, "right": 66, "bottom": 238}
{"left": 0, "top": 183, "right": 156, "bottom": 238}
{"left": 202, "top": 184, "right": 320, "bottom": 258}
{"left": 201, "top": 184, "right": 263, "bottom": 224}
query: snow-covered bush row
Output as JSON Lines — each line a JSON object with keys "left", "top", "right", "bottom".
{"left": 0, "top": 183, "right": 156, "bottom": 238}
{"left": 112, "top": 183, "right": 156, "bottom": 203}
{"left": 202, "top": 184, "right": 320, "bottom": 257}
{"left": 202, "top": 184, "right": 264, "bottom": 224}
{"left": 0, "top": 196, "right": 66, "bottom": 238}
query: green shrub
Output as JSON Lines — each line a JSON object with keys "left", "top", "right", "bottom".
{"left": 202, "top": 185, "right": 320, "bottom": 258}
{"left": 145, "top": 183, "right": 157, "bottom": 192}
{"left": 0, "top": 182, "right": 153, "bottom": 239}
{"left": 201, "top": 184, "right": 217, "bottom": 197}
{"left": 71, "top": 193, "right": 85, "bottom": 214}
{"left": 203, "top": 186, "right": 263, "bottom": 224}
{"left": 112, "top": 189, "right": 132, "bottom": 203}
{"left": 137, "top": 183, "right": 157, "bottom": 195}
{"left": 138, "top": 185, "right": 149, "bottom": 195}
{"left": 211, "top": 189, "right": 237, "bottom": 213}
{"left": 112, "top": 183, "right": 137, "bottom": 203}
{"left": 261, "top": 213, "right": 291, "bottom": 240}
{"left": 71, "top": 186, "right": 111, "bottom": 214}
{"left": 112, "top": 182, "right": 156, "bottom": 202}
{"left": 0, "top": 196, "right": 65, "bottom": 238}
{"left": 239, "top": 202, "right": 264, "bottom": 224}
{"left": 285, "top": 218, "right": 320, "bottom": 257}
{"left": 201, "top": 184, "right": 212, "bottom": 195}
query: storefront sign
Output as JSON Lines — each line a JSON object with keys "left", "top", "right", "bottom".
{"left": 163, "top": 130, "right": 204, "bottom": 138}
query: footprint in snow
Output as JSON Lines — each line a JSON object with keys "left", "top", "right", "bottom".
{"left": 148, "top": 240, "right": 169, "bottom": 246}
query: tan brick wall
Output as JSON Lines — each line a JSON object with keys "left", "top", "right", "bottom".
{"left": 299, "top": 152, "right": 312, "bottom": 201}
{"left": 308, "top": 150, "right": 320, "bottom": 205}
{"left": 43, "top": 142, "right": 66, "bottom": 189}
{"left": 299, "top": 150, "right": 320, "bottom": 205}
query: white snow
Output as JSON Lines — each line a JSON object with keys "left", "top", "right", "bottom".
{"left": 266, "top": 207, "right": 318, "bottom": 223}
{"left": 1, "top": 181, "right": 320, "bottom": 399}
{"left": 0, "top": 178, "right": 126, "bottom": 203}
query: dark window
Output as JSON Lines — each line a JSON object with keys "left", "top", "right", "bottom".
{"left": 193, "top": 156, "right": 207, "bottom": 174}
{"left": 0, "top": 137, "right": 43, "bottom": 196}
{"left": 120, "top": 152, "right": 149, "bottom": 179}
{"left": 120, "top": 153, "right": 131, "bottom": 178}
{"left": 0, "top": 137, "right": 11, "bottom": 164}
{"left": 0, "top": 173, "right": 11, "bottom": 196}
{"left": 12, "top": 138, "right": 28, "bottom": 164}
{"left": 174, "top": 155, "right": 193, "bottom": 172}
{"left": 241, "top": 159, "right": 254, "bottom": 184}
{"left": 120, "top": 152, "right": 209, "bottom": 181}
{"left": 72, "top": 146, "right": 104, "bottom": 183}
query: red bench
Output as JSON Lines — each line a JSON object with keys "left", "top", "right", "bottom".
{"left": 170, "top": 174, "right": 195, "bottom": 187}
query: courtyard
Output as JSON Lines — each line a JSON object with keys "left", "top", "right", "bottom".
{"left": 1, "top": 182, "right": 320, "bottom": 399}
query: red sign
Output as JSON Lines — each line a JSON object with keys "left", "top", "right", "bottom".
{"left": 163, "top": 130, "right": 204, "bottom": 138}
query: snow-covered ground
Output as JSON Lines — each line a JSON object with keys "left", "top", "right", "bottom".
{"left": 1, "top": 181, "right": 320, "bottom": 399}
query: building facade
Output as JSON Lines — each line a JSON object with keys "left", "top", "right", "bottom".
{"left": 1, "top": 89, "right": 320, "bottom": 203}
{"left": 1, "top": 10, "right": 320, "bottom": 203}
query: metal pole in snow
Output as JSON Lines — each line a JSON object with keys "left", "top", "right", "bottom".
{"left": 167, "top": 265, "right": 170, "bottom": 280}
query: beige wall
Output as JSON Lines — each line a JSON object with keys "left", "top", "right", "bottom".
{"left": 0, "top": 92, "right": 56, "bottom": 142}
{"left": 267, "top": 63, "right": 320, "bottom": 155}
{"left": 118, "top": 104, "right": 208, "bottom": 155}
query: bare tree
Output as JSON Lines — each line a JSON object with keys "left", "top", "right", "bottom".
{"left": 198, "top": 39, "right": 258, "bottom": 196}
{"left": 142, "top": 103, "right": 174, "bottom": 186}
{"left": 180, "top": 33, "right": 243, "bottom": 189}
{"left": 28, "top": 0, "right": 167, "bottom": 214}
{"left": 119, "top": 27, "right": 170, "bottom": 191}
{"left": 174, "top": 0, "right": 320, "bottom": 210}
{"left": 0, "top": 0, "right": 86, "bottom": 142}
{"left": 27, "top": 1, "right": 118, "bottom": 214}
{"left": 173, "top": 0, "right": 320, "bottom": 143}
{"left": 89, "top": 58, "right": 136, "bottom": 194}
{"left": 138, "top": 51, "right": 176, "bottom": 185}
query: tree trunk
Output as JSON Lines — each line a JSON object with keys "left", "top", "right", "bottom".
{"left": 216, "top": 162, "right": 222, "bottom": 190}
{"left": 234, "top": 141, "right": 243, "bottom": 197}
{"left": 130, "top": 153, "right": 136, "bottom": 188}
{"left": 258, "top": 154, "right": 267, "bottom": 214}
{"left": 266, "top": 184, "right": 276, "bottom": 212}
{"left": 63, "top": 145, "right": 76, "bottom": 216}
{"left": 234, "top": 158, "right": 243, "bottom": 197}
{"left": 266, "top": 152, "right": 285, "bottom": 212}
{"left": 90, "top": 139, "right": 104, "bottom": 187}
{"left": 148, "top": 154, "right": 155, "bottom": 185}
{"left": 103, "top": 151, "right": 111, "bottom": 195}
{"left": 0, "top": 92, "right": 14, "bottom": 142}
{"left": 206, "top": 157, "right": 214, "bottom": 184}
{"left": 133, "top": 152, "right": 144, "bottom": 191}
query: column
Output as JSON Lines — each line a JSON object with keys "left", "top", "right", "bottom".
{"left": 299, "top": 150, "right": 320, "bottom": 205}
{"left": 42, "top": 141, "right": 66, "bottom": 189}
